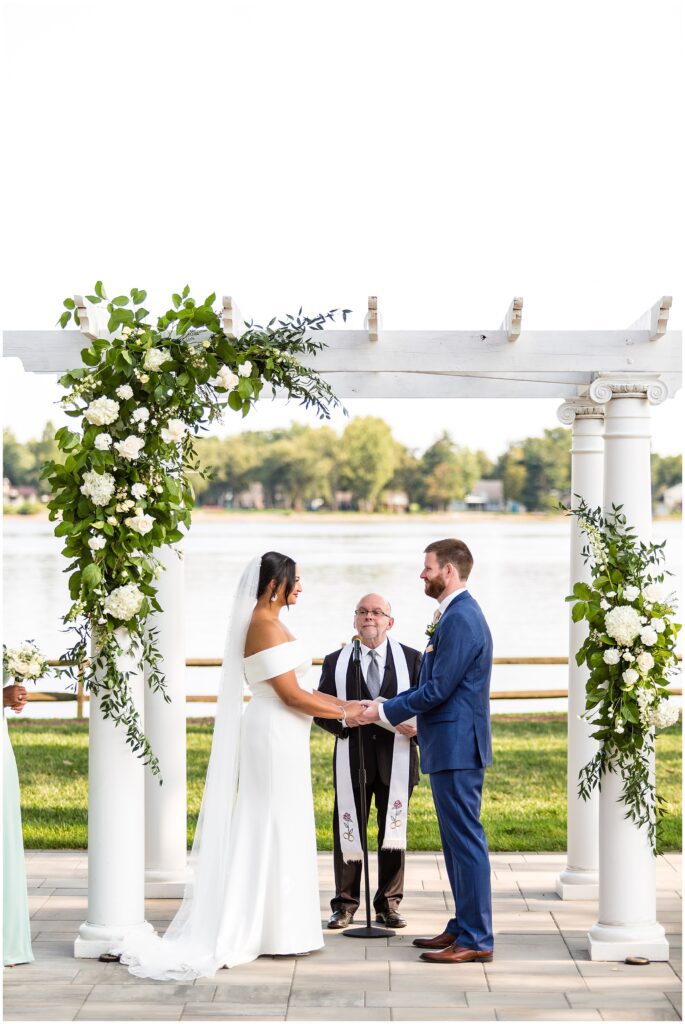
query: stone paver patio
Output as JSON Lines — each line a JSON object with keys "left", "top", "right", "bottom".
{"left": 3, "top": 851, "right": 681, "bottom": 1022}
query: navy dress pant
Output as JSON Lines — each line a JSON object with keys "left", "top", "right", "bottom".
{"left": 430, "top": 767, "right": 493, "bottom": 951}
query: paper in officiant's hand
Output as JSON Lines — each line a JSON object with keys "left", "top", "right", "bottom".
{"left": 373, "top": 697, "right": 417, "bottom": 734}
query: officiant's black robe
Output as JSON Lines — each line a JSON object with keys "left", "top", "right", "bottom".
{"left": 314, "top": 641, "right": 421, "bottom": 917}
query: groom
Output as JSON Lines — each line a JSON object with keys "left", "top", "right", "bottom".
{"left": 360, "top": 538, "right": 494, "bottom": 963}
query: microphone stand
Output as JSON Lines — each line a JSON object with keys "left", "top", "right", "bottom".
{"left": 344, "top": 637, "right": 394, "bottom": 939}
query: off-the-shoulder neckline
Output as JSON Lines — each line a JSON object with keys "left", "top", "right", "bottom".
{"left": 244, "top": 639, "right": 300, "bottom": 661}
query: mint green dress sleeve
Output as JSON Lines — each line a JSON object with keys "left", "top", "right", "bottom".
{"left": 3, "top": 716, "right": 34, "bottom": 966}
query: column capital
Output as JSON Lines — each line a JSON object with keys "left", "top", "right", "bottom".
{"left": 557, "top": 398, "right": 605, "bottom": 425}
{"left": 588, "top": 373, "right": 669, "bottom": 406}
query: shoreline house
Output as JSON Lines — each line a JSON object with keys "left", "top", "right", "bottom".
{"left": 462, "top": 479, "right": 505, "bottom": 512}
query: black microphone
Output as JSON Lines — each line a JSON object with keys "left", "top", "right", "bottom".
{"left": 352, "top": 634, "right": 362, "bottom": 662}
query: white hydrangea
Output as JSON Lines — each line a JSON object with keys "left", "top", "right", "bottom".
{"left": 84, "top": 396, "right": 120, "bottom": 426}
{"left": 115, "top": 384, "right": 133, "bottom": 401}
{"left": 640, "top": 627, "right": 658, "bottom": 646}
{"left": 103, "top": 583, "right": 144, "bottom": 620}
{"left": 650, "top": 617, "right": 666, "bottom": 634}
{"left": 80, "top": 470, "right": 116, "bottom": 507}
{"left": 650, "top": 700, "right": 680, "bottom": 730}
{"left": 238, "top": 361, "right": 252, "bottom": 377}
{"left": 114, "top": 435, "right": 145, "bottom": 461}
{"left": 604, "top": 605, "right": 642, "bottom": 646}
{"left": 623, "top": 585, "right": 640, "bottom": 602}
{"left": 88, "top": 536, "right": 106, "bottom": 551}
{"left": 622, "top": 668, "right": 639, "bottom": 687}
{"left": 600, "top": 598, "right": 610, "bottom": 611}
{"left": 143, "top": 347, "right": 169, "bottom": 371}
{"left": 636, "top": 652, "right": 655, "bottom": 674}
{"left": 210, "top": 365, "right": 239, "bottom": 390}
{"left": 160, "top": 418, "right": 187, "bottom": 444}
{"left": 94, "top": 432, "right": 113, "bottom": 451}
{"left": 124, "top": 513, "right": 155, "bottom": 535}
{"left": 131, "top": 407, "right": 150, "bottom": 424}
{"left": 131, "top": 482, "right": 147, "bottom": 500}
{"left": 603, "top": 648, "right": 621, "bottom": 665}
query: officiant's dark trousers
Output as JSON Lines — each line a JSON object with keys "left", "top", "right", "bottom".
{"left": 331, "top": 778, "right": 413, "bottom": 916}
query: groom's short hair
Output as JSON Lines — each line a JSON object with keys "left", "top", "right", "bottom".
{"left": 425, "top": 539, "right": 473, "bottom": 580}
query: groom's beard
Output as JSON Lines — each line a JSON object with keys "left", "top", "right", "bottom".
{"left": 424, "top": 572, "right": 447, "bottom": 599}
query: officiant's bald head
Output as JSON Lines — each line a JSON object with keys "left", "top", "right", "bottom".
{"left": 353, "top": 593, "right": 394, "bottom": 647}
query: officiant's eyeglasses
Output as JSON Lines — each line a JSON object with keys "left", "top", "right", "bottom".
{"left": 355, "top": 608, "right": 390, "bottom": 618}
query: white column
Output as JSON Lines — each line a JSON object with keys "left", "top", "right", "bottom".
{"left": 556, "top": 400, "right": 604, "bottom": 900}
{"left": 75, "top": 642, "right": 152, "bottom": 957}
{"left": 144, "top": 544, "right": 189, "bottom": 898}
{"left": 586, "top": 374, "right": 669, "bottom": 962}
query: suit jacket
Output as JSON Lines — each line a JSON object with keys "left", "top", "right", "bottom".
{"left": 381, "top": 592, "right": 493, "bottom": 774}
{"left": 314, "top": 641, "right": 422, "bottom": 788}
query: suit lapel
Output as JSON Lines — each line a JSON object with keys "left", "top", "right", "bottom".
{"left": 379, "top": 644, "right": 397, "bottom": 699}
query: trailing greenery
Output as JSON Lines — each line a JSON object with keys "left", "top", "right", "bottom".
{"left": 43, "top": 283, "right": 348, "bottom": 774}
{"left": 9, "top": 715, "right": 681, "bottom": 852}
{"left": 565, "top": 499, "right": 681, "bottom": 851}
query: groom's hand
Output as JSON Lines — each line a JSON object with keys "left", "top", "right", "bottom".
{"left": 359, "top": 701, "right": 380, "bottom": 724}
{"left": 344, "top": 700, "right": 366, "bottom": 727}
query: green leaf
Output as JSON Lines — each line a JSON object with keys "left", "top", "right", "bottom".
{"left": 182, "top": 284, "right": 190, "bottom": 298}
{"left": 228, "top": 390, "right": 242, "bottom": 411}
{"left": 81, "top": 347, "right": 100, "bottom": 366}
{"left": 63, "top": 298, "right": 75, "bottom": 310}
{"left": 112, "top": 295, "right": 129, "bottom": 306}
{"left": 172, "top": 293, "right": 182, "bottom": 309}
{"left": 85, "top": 294, "right": 100, "bottom": 303}
{"left": 82, "top": 563, "right": 102, "bottom": 591}
{"left": 571, "top": 602, "right": 587, "bottom": 623}
{"left": 95, "top": 280, "right": 106, "bottom": 299}
{"left": 572, "top": 582, "right": 593, "bottom": 600}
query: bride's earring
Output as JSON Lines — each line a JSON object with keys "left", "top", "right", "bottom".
{"left": 270, "top": 589, "right": 277, "bottom": 603}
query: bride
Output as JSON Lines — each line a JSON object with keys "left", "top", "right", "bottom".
{"left": 111, "top": 551, "right": 363, "bottom": 980}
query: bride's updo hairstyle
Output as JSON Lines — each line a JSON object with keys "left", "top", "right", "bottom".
{"left": 258, "top": 551, "right": 297, "bottom": 607}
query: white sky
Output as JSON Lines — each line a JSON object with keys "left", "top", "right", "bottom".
{"left": 1, "top": 0, "right": 683, "bottom": 458}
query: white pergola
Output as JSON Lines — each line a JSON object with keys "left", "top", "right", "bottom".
{"left": 3, "top": 294, "right": 681, "bottom": 962}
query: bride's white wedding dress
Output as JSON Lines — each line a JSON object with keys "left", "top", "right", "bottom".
{"left": 111, "top": 563, "right": 324, "bottom": 980}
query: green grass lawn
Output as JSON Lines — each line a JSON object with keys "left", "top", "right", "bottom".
{"left": 9, "top": 714, "right": 681, "bottom": 852}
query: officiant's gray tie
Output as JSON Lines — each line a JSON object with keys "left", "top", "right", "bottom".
{"left": 367, "top": 649, "right": 381, "bottom": 699}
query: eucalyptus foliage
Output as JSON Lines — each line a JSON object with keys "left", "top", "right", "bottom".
{"left": 45, "top": 283, "right": 349, "bottom": 775}
{"left": 565, "top": 498, "right": 681, "bottom": 851}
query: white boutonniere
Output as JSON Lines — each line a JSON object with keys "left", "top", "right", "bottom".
{"left": 425, "top": 621, "right": 437, "bottom": 639}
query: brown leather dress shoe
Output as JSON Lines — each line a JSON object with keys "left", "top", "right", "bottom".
{"left": 412, "top": 929, "right": 457, "bottom": 949}
{"left": 420, "top": 943, "right": 493, "bottom": 964}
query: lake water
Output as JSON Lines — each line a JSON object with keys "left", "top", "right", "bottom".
{"left": 3, "top": 516, "right": 682, "bottom": 718}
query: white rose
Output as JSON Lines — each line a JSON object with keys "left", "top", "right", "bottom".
{"left": 210, "top": 365, "right": 239, "bottom": 390}
{"left": 603, "top": 648, "right": 621, "bottom": 665}
{"left": 103, "top": 583, "right": 144, "bottom": 620}
{"left": 131, "top": 407, "right": 150, "bottom": 423}
{"left": 643, "top": 583, "right": 664, "bottom": 603}
{"left": 622, "top": 668, "right": 639, "bottom": 687}
{"left": 604, "top": 605, "right": 642, "bottom": 647}
{"left": 640, "top": 627, "right": 658, "bottom": 646}
{"left": 88, "top": 536, "right": 106, "bottom": 551}
{"left": 160, "top": 418, "right": 187, "bottom": 444}
{"left": 115, "top": 384, "right": 134, "bottom": 400}
{"left": 143, "top": 347, "right": 169, "bottom": 371}
{"left": 114, "top": 435, "right": 146, "bottom": 461}
{"left": 80, "top": 470, "right": 116, "bottom": 507}
{"left": 124, "top": 513, "right": 155, "bottom": 535}
{"left": 650, "top": 618, "right": 666, "bottom": 634}
{"left": 623, "top": 585, "right": 640, "bottom": 602}
{"left": 94, "top": 432, "right": 112, "bottom": 451}
{"left": 84, "top": 396, "right": 120, "bottom": 426}
{"left": 636, "top": 652, "right": 655, "bottom": 674}
{"left": 131, "top": 483, "right": 147, "bottom": 500}
{"left": 139, "top": 373, "right": 149, "bottom": 383}
{"left": 238, "top": 361, "right": 252, "bottom": 377}
{"left": 622, "top": 651, "right": 635, "bottom": 661}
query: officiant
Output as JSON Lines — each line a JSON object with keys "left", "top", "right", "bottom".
{"left": 314, "top": 593, "right": 421, "bottom": 930}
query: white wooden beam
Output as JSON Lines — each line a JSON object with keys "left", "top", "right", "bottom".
{"left": 627, "top": 295, "right": 672, "bottom": 341}
{"left": 222, "top": 296, "right": 245, "bottom": 337}
{"left": 73, "top": 295, "right": 109, "bottom": 342}
{"left": 364, "top": 296, "right": 380, "bottom": 342}
{"left": 502, "top": 297, "right": 523, "bottom": 342}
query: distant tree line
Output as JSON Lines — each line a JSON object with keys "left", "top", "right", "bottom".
{"left": 5, "top": 418, "right": 680, "bottom": 514}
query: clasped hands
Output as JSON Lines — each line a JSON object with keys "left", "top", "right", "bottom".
{"left": 3, "top": 684, "right": 28, "bottom": 714}
{"left": 343, "top": 699, "right": 416, "bottom": 737}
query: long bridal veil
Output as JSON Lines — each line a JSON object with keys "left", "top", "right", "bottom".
{"left": 113, "top": 555, "right": 262, "bottom": 980}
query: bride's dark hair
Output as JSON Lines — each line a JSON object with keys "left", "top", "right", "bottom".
{"left": 258, "top": 551, "right": 297, "bottom": 607}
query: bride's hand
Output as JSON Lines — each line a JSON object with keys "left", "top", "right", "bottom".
{"left": 343, "top": 700, "right": 366, "bottom": 726}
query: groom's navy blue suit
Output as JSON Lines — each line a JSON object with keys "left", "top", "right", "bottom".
{"left": 381, "top": 591, "right": 493, "bottom": 951}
